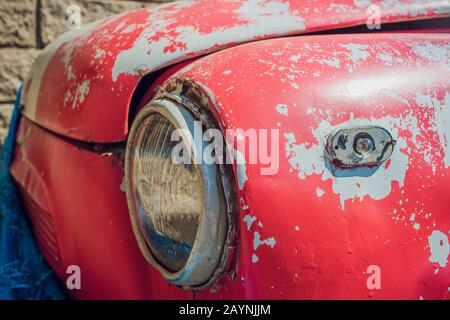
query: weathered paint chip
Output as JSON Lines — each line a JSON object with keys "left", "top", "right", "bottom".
{"left": 276, "top": 104, "right": 288, "bottom": 116}
{"left": 243, "top": 214, "right": 257, "bottom": 231}
{"left": 234, "top": 148, "right": 248, "bottom": 190}
{"left": 253, "top": 231, "right": 276, "bottom": 250}
{"left": 428, "top": 230, "right": 449, "bottom": 268}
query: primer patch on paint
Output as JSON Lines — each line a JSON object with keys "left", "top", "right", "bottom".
{"left": 353, "top": 0, "right": 371, "bottom": 7}
{"left": 234, "top": 148, "right": 248, "bottom": 190}
{"left": 415, "top": 93, "right": 450, "bottom": 168}
{"left": 252, "top": 254, "right": 259, "bottom": 263}
{"left": 253, "top": 231, "right": 276, "bottom": 250}
{"left": 317, "top": 57, "right": 341, "bottom": 68}
{"left": 412, "top": 41, "right": 450, "bottom": 71}
{"left": 289, "top": 54, "right": 301, "bottom": 62}
{"left": 285, "top": 114, "right": 414, "bottom": 208}
{"left": 243, "top": 214, "right": 257, "bottom": 231}
{"left": 340, "top": 43, "right": 370, "bottom": 64}
{"left": 276, "top": 104, "right": 288, "bottom": 116}
{"left": 316, "top": 187, "right": 325, "bottom": 197}
{"left": 377, "top": 53, "right": 393, "bottom": 64}
{"left": 95, "top": 48, "right": 105, "bottom": 59}
{"left": 72, "top": 79, "right": 90, "bottom": 109}
{"left": 428, "top": 230, "right": 449, "bottom": 268}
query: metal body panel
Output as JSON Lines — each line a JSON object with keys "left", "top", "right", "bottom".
{"left": 12, "top": 31, "right": 450, "bottom": 299}
{"left": 166, "top": 32, "right": 449, "bottom": 299}
{"left": 21, "top": 0, "right": 450, "bottom": 142}
{"left": 10, "top": 118, "right": 193, "bottom": 299}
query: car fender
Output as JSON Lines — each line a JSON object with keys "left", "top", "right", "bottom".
{"left": 20, "top": 0, "right": 450, "bottom": 142}
{"left": 152, "top": 32, "right": 450, "bottom": 299}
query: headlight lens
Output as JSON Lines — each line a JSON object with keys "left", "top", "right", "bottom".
{"left": 131, "top": 113, "right": 202, "bottom": 272}
{"left": 125, "top": 98, "right": 229, "bottom": 287}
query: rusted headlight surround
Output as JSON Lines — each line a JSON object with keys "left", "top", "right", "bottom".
{"left": 125, "top": 98, "right": 229, "bottom": 287}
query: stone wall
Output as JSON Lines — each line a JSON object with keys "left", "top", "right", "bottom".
{"left": 0, "top": 0, "right": 174, "bottom": 146}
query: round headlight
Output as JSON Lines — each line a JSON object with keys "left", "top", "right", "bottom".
{"left": 125, "top": 98, "right": 229, "bottom": 287}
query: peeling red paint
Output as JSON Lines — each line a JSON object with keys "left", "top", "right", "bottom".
{"left": 167, "top": 32, "right": 450, "bottom": 299}
{"left": 20, "top": 0, "right": 450, "bottom": 142}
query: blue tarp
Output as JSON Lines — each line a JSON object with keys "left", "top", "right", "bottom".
{"left": 0, "top": 87, "right": 66, "bottom": 300}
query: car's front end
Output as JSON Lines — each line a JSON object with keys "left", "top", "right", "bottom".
{"left": 4, "top": 0, "right": 450, "bottom": 299}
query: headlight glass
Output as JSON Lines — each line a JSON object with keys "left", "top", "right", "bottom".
{"left": 131, "top": 113, "right": 203, "bottom": 272}
{"left": 125, "top": 98, "right": 230, "bottom": 287}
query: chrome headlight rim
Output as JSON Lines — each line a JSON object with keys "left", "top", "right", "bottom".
{"left": 125, "top": 97, "right": 229, "bottom": 288}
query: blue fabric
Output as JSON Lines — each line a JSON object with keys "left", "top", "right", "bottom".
{"left": 0, "top": 86, "right": 66, "bottom": 300}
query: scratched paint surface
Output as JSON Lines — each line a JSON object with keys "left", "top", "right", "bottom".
{"left": 21, "top": 0, "right": 450, "bottom": 142}
{"left": 168, "top": 33, "right": 450, "bottom": 299}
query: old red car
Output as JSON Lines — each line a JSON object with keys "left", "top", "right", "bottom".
{"left": 10, "top": 0, "right": 450, "bottom": 299}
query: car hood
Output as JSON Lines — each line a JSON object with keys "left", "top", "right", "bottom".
{"left": 20, "top": 0, "right": 450, "bottom": 142}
